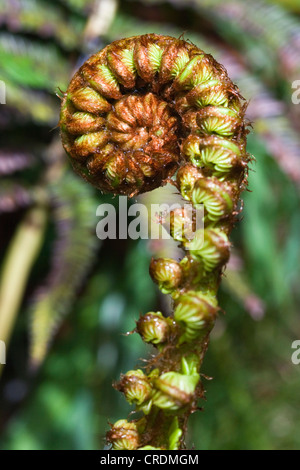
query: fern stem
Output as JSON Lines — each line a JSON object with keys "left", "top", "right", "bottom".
{"left": 0, "top": 205, "right": 47, "bottom": 377}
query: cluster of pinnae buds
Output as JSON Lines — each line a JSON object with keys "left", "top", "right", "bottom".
{"left": 110, "top": 356, "right": 199, "bottom": 449}
{"left": 60, "top": 34, "right": 249, "bottom": 449}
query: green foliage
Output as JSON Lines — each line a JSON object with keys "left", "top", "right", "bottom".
{"left": 29, "top": 172, "right": 99, "bottom": 367}
{"left": 0, "top": 33, "right": 69, "bottom": 90}
{"left": 0, "top": 0, "right": 86, "bottom": 50}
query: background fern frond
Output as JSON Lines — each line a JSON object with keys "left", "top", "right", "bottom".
{"left": 29, "top": 172, "right": 100, "bottom": 368}
{"left": 0, "top": 0, "right": 86, "bottom": 50}
{"left": 0, "top": 32, "right": 69, "bottom": 91}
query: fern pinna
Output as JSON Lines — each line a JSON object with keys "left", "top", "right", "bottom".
{"left": 60, "top": 34, "right": 250, "bottom": 450}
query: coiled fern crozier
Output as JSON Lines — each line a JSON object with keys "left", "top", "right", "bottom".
{"left": 60, "top": 34, "right": 249, "bottom": 450}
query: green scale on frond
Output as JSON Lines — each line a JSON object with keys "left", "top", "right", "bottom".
{"left": 170, "top": 50, "right": 190, "bottom": 78}
{"left": 175, "top": 55, "right": 213, "bottom": 89}
{"left": 120, "top": 48, "right": 136, "bottom": 75}
{"left": 148, "top": 43, "right": 164, "bottom": 72}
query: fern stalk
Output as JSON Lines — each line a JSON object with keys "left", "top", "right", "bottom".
{"left": 0, "top": 205, "right": 47, "bottom": 377}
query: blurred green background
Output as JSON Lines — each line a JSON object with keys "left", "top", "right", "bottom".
{"left": 0, "top": 0, "right": 300, "bottom": 450}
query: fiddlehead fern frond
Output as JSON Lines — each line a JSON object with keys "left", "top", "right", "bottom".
{"left": 60, "top": 33, "right": 249, "bottom": 449}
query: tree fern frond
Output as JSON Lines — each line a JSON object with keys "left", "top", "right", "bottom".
{"left": 0, "top": 32, "right": 69, "bottom": 91}
{"left": 0, "top": 0, "right": 86, "bottom": 50}
{"left": 200, "top": 0, "right": 300, "bottom": 71}
{"left": 3, "top": 80, "right": 59, "bottom": 125}
{"left": 29, "top": 172, "right": 99, "bottom": 368}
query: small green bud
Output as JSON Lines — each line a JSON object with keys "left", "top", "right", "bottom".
{"left": 107, "top": 419, "right": 140, "bottom": 450}
{"left": 134, "top": 35, "right": 169, "bottom": 81}
{"left": 174, "top": 291, "right": 218, "bottom": 343}
{"left": 192, "top": 81, "right": 229, "bottom": 107}
{"left": 136, "top": 312, "right": 172, "bottom": 345}
{"left": 161, "top": 44, "right": 191, "bottom": 80}
{"left": 199, "top": 136, "right": 243, "bottom": 176}
{"left": 179, "top": 255, "right": 204, "bottom": 286}
{"left": 107, "top": 40, "right": 136, "bottom": 88}
{"left": 73, "top": 131, "right": 108, "bottom": 157}
{"left": 191, "top": 177, "right": 234, "bottom": 222}
{"left": 152, "top": 356, "right": 200, "bottom": 410}
{"left": 186, "top": 228, "right": 230, "bottom": 272}
{"left": 149, "top": 258, "right": 182, "bottom": 294}
{"left": 195, "top": 106, "right": 242, "bottom": 137}
{"left": 175, "top": 55, "right": 213, "bottom": 89}
{"left": 170, "top": 207, "right": 195, "bottom": 243}
{"left": 63, "top": 111, "right": 105, "bottom": 135}
{"left": 116, "top": 369, "right": 152, "bottom": 407}
{"left": 103, "top": 152, "right": 126, "bottom": 185}
{"left": 181, "top": 354, "right": 199, "bottom": 375}
{"left": 182, "top": 134, "right": 243, "bottom": 176}
{"left": 82, "top": 61, "right": 122, "bottom": 100}
{"left": 176, "top": 164, "right": 202, "bottom": 201}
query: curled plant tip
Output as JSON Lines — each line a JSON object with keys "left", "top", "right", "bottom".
{"left": 149, "top": 258, "right": 182, "bottom": 295}
{"left": 136, "top": 311, "right": 174, "bottom": 346}
{"left": 176, "top": 164, "right": 203, "bottom": 201}
{"left": 187, "top": 228, "right": 231, "bottom": 273}
{"left": 60, "top": 34, "right": 247, "bottom": 197}
{"left": 107, "top": 419, "right": 141, "bottom": 450}
{"left": 174, "top": 292, "right": 218, "bottom": 344}
{"left": 60, "top": 34, "right": 250, "bottom": 449}
{"left": 116, "top": 369, "right": 153, "bottom": 410}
